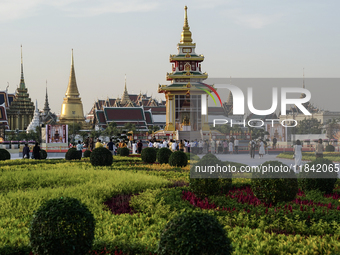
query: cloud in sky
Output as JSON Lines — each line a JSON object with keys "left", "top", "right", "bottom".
{"left": 0, "top": 0, "right": 160, "bottom": 22}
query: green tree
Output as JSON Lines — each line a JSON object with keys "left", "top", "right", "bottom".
{"left": 149, "top": 125, "right": 160, "bottom": 133}
{"left": 103, "top": 122, "right": 120, "bottom": 137}
{"left": 293, "top": 118, "right": 322, "bottom": 134}
{"left": 325, "top": 118, "right": 340, "bottom": 139}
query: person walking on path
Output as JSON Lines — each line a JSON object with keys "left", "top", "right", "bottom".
{"left": 249, "top": 139, "right": 256, "bottom": 159}
{"left": 95, "top": 139, "right": 103, "bottom": 149}
{"left": 272, "top": 137, "right": 277, "bottom": 149}
{"left": 137, "top": 140, "right": 143, "bottom": 154}
{"left": 33, "top": 142, "right": 41, "bottom": 160}
{"left": 23, "top": 143, "right": 30, "bottom": 159}
{"left": 107, "top": 138, "right": 114, "bottom": 155}
{"left": 76, "top": 140, "right": 83, "bottom": 158}
{"left": 315, "top": 138, "right": 324, "bottom": 158}
{"left": 234, "top": 138, "right": 239, "bottom": 154}
{"left": 294, "top": 139, "right": 303, "bottom": 172}
{"left": 132, "top": 140, "right": 137, "bottom": 154}
{"left": 228, "top": 140, "right": 233, "bottom": 154}
{"left": 259, "top": 139, "right": 265, "bottom": 158}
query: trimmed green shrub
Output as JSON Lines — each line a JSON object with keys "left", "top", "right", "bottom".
{"left": 65, "top": 148, "right": 81, "bottom": 160}
{"left": 299, "top": 158, "right": 337, "bottom": 194}
{"left": 169, "top": 150, "right": 188, "bottom": 167}
{"left": 40, "top": 149, "right": 47, "bottom": 159}
{"left": 0, "top": 148, "right": 10, "bottom": 160}
{"left": 325, "top": 145, "right": 335, "bottom": 152}
{"left": 83, "top": 149, "right": 91, "bottom": 158}
{"left": 157, "top": 211, "right": 233, "bottom": 255}
{"left": 251, "top": 161, "right": 298, "bottom": 205}
{"left": 29, "top": 197, "right": 95, "bottom": 255}
{"left": 157, "top": 147, "right": 172, "bottom": 164}
{"left": 190, "top": 153, "right": 232, "bottom": 197}
{"left": 141, "top": 147, "right": 157, "bottom": 163}
{"left": 185, "top": 152, "right": 200, "bottom": 161}
{"left": 119, "top": 147, "right": 130, "bottom": 156}
{"left": 90, "top": 147, "right": 113, "bottom": 166}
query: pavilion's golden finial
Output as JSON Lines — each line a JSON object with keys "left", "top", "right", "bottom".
{"left": 180, "top": 6, "right": 193, "bottom": 43}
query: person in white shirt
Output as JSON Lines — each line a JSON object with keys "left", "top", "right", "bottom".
{"left": 154, "top": 141, "right": 159, "bottom": 149}
{"left": 198, "top": 140, "right": 203, "bottom": 154}
{"left": 234, "top": 139, "right": 239, "bottom": 154}
{"left": 171, "top": 140, "right": 177, "bottom": 151}
{"left": 229, "top": 141, "right": 233, "bottom": 154}
{"left": 148, "top": 141, "right": 153, "bottom": 147}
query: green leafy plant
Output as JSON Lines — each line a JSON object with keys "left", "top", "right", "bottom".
{"left": 251, "top": 161, "right": 298, "bottom": 205}
{"left": 157, "top": 211, "right": 233, "bottom": 255}
{"left": 119, "top": 147, "right": 130, "bottom": 156}
{"left": 83, "top": 149, "right": 91, "bottom": 158}
{"left": 90, "top": 147, "right": 113, "bottom": 166}
{"left": 169, "top": 150, "right": 188, "bottom": 167}
{"left": 40, "top": 149, "right": 47, "bottom": 159}
{"left": 190, "top": 154, "right": 232, "bottom": 197}
{"left": 141, "top": 147, "right": 157, "bottom": 163}
{"left": 157, "top": 147, "right": 172, "bottom": 164}
{"left": 65, "top": 148, "right": 81, "bottom": 160}
{"left": 325, "top": 145, "right": 335, "bottom": 152}
{"left": 185, "top": 152, "right": 200, "bottom": 161}
{"left": 299, "top": 158, "right": 337, "bottom": 194}
{"left": 0, "top": 148, "right": 10, "bottom": 161}
{"left": 29, "top": 197, "right": 95, "bottom": 255}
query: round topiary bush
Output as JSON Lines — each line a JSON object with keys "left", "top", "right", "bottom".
{"left": 0, "top": 148, "right": 11, "bottom": 161}
{"left": 29, "top": 197, "right": 95, "bottom": 255}
{"left": 185, "top": 152, "right": 200, "bottom": 161}
{"left": 325, "top": 145, "right": 335, "bottom": 152}
{"left": 119, "top": 147, "right": 130, "bottom": 156}
{"left": 299, "top": 158, "right": 337, "bottom": 194}
{"left": 141, "top": 147, "right": 157, "bottom": 163}
{"left": 65, "top": 148, "right": 81, "bottom": 160}
{"left": 251, "top": 161, "right": 298, "bottom": 205}
{"left": 190, "top": 153, "right": 232, "bottom": 198}
{"left": 169, "top": 150, "right": 188, "bottom": 167}
{"left": 157, "top": 147, "right": 172, "bottom": 164}
{"left": 157, "top": 211, "right": 233, "bottom": 255}
{"left": 90, "top": 147, "right": 113, "bottom": 166}
{"left": 83, "top": 149, "right": 91, "bottom": 158}
{"left": 40, "top": 149, "right": 47, "bottom": 159}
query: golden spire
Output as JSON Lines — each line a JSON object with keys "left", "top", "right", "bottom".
{"left": 19, "top": 45, "right": 26, "bottom": 89}
{"left": 65, "top": 49, "right": 80, "bottom": 97}
{"left": 180, "top": 6, "right": 193, "bottom": 44}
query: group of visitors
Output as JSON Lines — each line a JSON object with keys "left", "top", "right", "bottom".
{"left": 248, "top": 138, "right": 266, "bottom": 159}
{"left": 22, "top": 142, "right": 41, "bottom": 160}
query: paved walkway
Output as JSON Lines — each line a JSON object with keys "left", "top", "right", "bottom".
{"left": 197, "top": 153, "right": 340, "bottom": 177}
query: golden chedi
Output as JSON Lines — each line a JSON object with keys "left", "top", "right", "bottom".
{"left": 59, "top": 49, "right": 85, "bottom": 124}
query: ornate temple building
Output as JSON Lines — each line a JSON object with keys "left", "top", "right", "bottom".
{"left": 59, "top": 50, "right": 85, "bottom": 124}
{"left": 40, "top": 84, "right": 57, "bottom": 125}
{"left": 90, "top": 6, "right": 228, "bottom": 136}
{"left": 26, "top": 100, "right": 40, "bottom": 133}
{"left": 6, "top": 46, "right": 35, "bottom": 130}
{"left": 90, "top": 78, "right": 166, "bottom": 130}
{"left": 157, "top": 6, "right": 210, "bottom": 134}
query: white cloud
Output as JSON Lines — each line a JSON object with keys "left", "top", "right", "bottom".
{"left": 0, "top": 0, "right": 43, "bottom": 22}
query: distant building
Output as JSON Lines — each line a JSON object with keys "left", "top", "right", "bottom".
{"left": 6, "top": 46, "right": 35, "bottom": 130}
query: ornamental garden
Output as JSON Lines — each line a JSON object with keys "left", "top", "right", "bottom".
{"left": 0, "top": 147, "right": 340, "bottom": 254}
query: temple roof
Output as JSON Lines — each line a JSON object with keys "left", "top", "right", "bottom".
{"left": 0, "top": 103, "right": 8, "bottom": 126}
{"left": 104, "top": 107, "right": 146, "bottom": 122}
{"left": 65, "top": 49, "right": 80, "bottom": 97}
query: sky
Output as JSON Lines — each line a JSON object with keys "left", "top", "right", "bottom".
{"left": 0, "top": 0, "right": 339, "bottom": 115}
